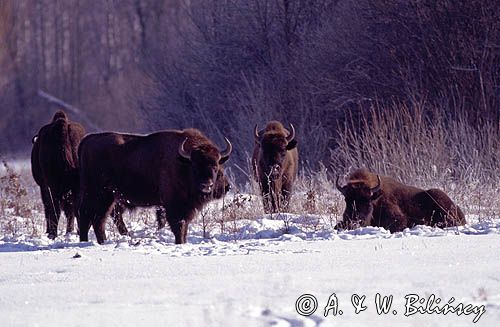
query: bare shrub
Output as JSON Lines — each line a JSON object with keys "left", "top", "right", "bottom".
{"left": 0, "top": 161, "right": 30, "bottom": 217}
{"left": 0, "top": 160, "right": 44, "bottom": 236}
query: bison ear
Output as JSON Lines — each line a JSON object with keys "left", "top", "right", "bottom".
{"left": 286, "top": 139, "right": 297, "bottom": 150}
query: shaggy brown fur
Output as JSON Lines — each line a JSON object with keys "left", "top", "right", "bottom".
{"left": 336, "top": 168, "right": 466, "bottom": 232}
{"left": 78, "top": 128, "right": 231, "bottom": 244}
{"left": 31, "top": 110, "right": 86, "bottom": 239}
{"left": 252, "top": 121, "right": 298, "bottom": 213}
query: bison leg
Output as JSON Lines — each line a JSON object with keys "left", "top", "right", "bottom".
{"left": 373, "top": 206, "right": 408, "bottom": 233}
{"left": 260, "top": 183, "right": 271, "bottom": 214}
{"left": 61, "top": 193, "right": 77, "bottom": 234}
{"left": 90, "top": 192, "right": 115, "bottom": 244}
{"left": 281, "top": 186, "right": 292, "bottom": 212}
{"left": 79, "top": 191, "right": 114, "bottom": 243}
{"left": 262, "top": 193, "right": 272, "bottom": 214}
{"left": 164, "top": 205, "right": 194, "bottom": 244}
{"left": 167, "top": 219, "right": 187, "bottom": 244}
{"left": 334, "top": 220, "right": 347, "bottom": 231}
{"left": 40, "top": 186, "right": 61, "bottom": 239}
{"left": 181, "top": 220, "right": 189, "bottom": 243}
{"left": 78, "top": 195, "right": 94, "bottom": 242}
{"left": 111, "top": 203, "right": 129, "bottom": 235}
{"left": 165, "top": 207, "right": 192, "bottom": 244}
{"left": 261, "top": 181, "right": 279, "bottom": 214}
{"left": 281, "top": 172, "right": 296, "bottom": 212}
{"left": 268, "top": 189, "right": 282, "bottom": 214}
{"left": 156, "top": 207, "right": 167, "bottom": 230}
{"left": 263, "top": 177, "right": 285, "bottom": 214}
{"left": 263, "top": 193, "right": 281, "bottom": 214}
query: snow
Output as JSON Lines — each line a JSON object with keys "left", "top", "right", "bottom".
{"left": 1, "top": 214, "right": 500, "bottom": 326}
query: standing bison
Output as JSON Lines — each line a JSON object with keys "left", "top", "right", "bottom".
{"left": 252, "top": 121, "right": 298, "bottom": 213}
{"left": 335, "top": 168, "right": 466, "bottom": 232}
{"left": 78, "top": 128, "right": 232, "bottom": 244}
{"left": 31, "top": 110, "right": 85, "bottom": 239}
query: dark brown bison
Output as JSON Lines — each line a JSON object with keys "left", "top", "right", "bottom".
{"left": 252, "top": 121, "right": 298, "bottom": 213}
{"left": 78, "top": 128, "right": 232, "bottom": 244}
{"left": 335, "top": 168, "right": 466, "bottom": 232}
{"left": 31, "top": 110, "right": 86, "bottom": 239}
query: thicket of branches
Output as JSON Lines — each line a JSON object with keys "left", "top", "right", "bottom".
{"left": 0, "top": 0, "right": 183, "bottom": 152}
{"left": 144, "top": 0, "right": 499, "bottom": 184}
{"left": 1, "top": 0, "right": 499, "bottom": 189}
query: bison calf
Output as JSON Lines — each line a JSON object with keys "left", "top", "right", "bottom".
{"left": 335, "top": 168, "right": 466, "bottom": 232}
{"left": 252, "top": 121, "right": 298, "bottom": 213}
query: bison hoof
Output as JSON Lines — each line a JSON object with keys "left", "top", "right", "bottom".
{"left": 118, "top": 227, "right": 129, "bottom": 236}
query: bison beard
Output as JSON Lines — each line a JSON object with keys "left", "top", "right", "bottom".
{"left": 252, "top": 121, "right": 298, "bottom": 213}
{"left": 335, "top": 168, "right": 466, "bottom": 232}
{"left": 31, "top": 110, "right": 86, "bottom": 239}
{"left": 77, "top": 128, "right": 231, "bottom": 244}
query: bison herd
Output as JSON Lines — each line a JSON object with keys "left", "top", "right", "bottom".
{"left": 30, "top": 111, "right": 466, "bottom": 244}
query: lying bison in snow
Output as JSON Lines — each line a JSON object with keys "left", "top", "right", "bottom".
{"left": 78, "top": 128, "right": 232, "bottom": 244}
{"left": 31, "top": 110, "right": 86, "bottom": 239}
{"left": 335, "top": 168, "right": 466, "bottom": 232}
{"left": 252, "top": 121, "right": 298, "bottom": 213}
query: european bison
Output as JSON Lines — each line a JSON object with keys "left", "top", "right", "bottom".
{"left": 335, "top": 168, "right": 466, "bottom": 232}
{"left": 31, "top": 110, "right": 85, "bottom": 239}
{"left": 252, "top": 121, "right": 298, "bottom": 213}
{"left": 78, "top": 128, "right": 232, "bottom": 244}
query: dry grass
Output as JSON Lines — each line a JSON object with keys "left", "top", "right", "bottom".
{"left": 331, "top": 101, "right": 500, "bottom": 220}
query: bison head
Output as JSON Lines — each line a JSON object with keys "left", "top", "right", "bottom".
{"left": 336, "top": 175, "right": 381, "bottom": 229}
{"left": 178, "top": 137, "right": 232, "bottom": 196}
{"left": 254, "top": 123, "right": 297, "bottom": 180}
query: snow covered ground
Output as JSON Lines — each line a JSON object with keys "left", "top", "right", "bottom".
{"left": 1, "top": 215, "right": 500, "bottom": 327}
{"left": 1, "top": 161, "right": 499, "bottom": 326}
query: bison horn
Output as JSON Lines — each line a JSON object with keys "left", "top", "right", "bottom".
{"left": 178, "top": 138, "right": 191, "bottom": 160}
{"left": 370, "top": 175, "right": 381, "bottom": 194}
{"left": 286, "top": 123, "right": 295, "bottom": 143}
{"left": 220, "top": 137, "right": 232, "bottom": 160}
{"left": 32, "top": 135, "right": 38, "bottom": 144}
{"left": 254, "top": 124, "right": 260, "bottom": 141}
{"left": 336, "top": 176, "right": 347, "bottom": 195}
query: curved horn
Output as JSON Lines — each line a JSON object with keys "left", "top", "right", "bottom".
{"left": 286, "top": 123, "right": 295, "bottom": 143}
{"left": 178, "top": 138, "right": 191, "bottom": 160}
{"left": 254, "top": 124, "right": 260, "bottom": 141}
{"left": 32, "top": 135, "right": 38, "bottom": 144}
{"left": 336, "top": 176, "right": 347, "bottom": 195}
{"left": 220, "top": 137, "right": 232, "bottom": 160}
{"left": 370, "top": 175, "right": 381, "bottom": 194}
